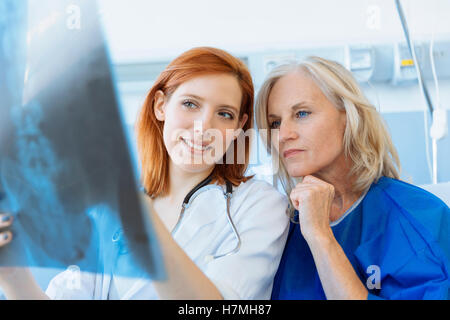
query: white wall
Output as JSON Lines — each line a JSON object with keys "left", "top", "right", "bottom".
{"left": 97, "top": 0, "right": 450, "bottom": 63}
{"left": 102, "top": 0, "right": 450, "bottom": 118}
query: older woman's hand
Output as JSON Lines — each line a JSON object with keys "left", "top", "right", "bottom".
{"left": 290, "top": 175, "right": 335, "bottom": 244}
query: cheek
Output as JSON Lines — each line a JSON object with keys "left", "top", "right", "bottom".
{"left": 165, "top": 105, "right": 192, "bottom": 131}
{"left": 218, "top": 129, "right": 236, "bottom": 154}
{"left": 213, "top": 126, "right": 243, "bottom": 160}
{"left": 162, "top": 117, "right": 187, "bottom": 149}
{"left": 309, "top": 119, "right": 345, "bottom": 159}
{"left": 270, "top": 133, "right": 280, "bottom": 154}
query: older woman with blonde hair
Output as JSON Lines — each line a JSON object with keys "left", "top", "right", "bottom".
{"left": 256, "top": 56, "right": 449, "bottom": 300}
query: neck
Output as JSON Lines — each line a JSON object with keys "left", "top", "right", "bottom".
{"left": 313, "top": 155, "right": 361, "bottom": 222}
{"left": 163, "top": 161, "right": 215, "bottom": 205}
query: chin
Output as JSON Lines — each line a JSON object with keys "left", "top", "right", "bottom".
{"left": 284, "top": 164, "right": 315, "bottom": 178}
{"left": 176, "top": 162, "right": 214, "bottom": 174}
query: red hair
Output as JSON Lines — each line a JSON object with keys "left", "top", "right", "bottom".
{"left": 136, "top": 47, "right": 254, "bottom": 197}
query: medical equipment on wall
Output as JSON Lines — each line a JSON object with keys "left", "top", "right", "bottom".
{"left": 395, "top": 0, "right": 448, "bottom": 184}
{"left": 344, "top": 45, "right": 375, "bottom": 83}
{"left": 170, "top": 173, "right": 241, "bottom": 262}
{"left": 428, "top": 1, "right": 448, "bottom": 184}
{"left": 394, "top": 0, "right": 434, "bottom": 113}
{"left": 392, "top": 42, "right": 424, "bottom": 85}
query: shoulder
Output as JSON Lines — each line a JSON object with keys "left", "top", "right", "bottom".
{"left": 362, "top": 176, "right": 449, "bottom": 268}
{"left": 368, "top": 177, "right": 449, "bottom": 236}
{"left": 366, "top": 177, "right": 449, "bottom": 237}
{"left": 233, "top": 178, "right": 287, "bottom": 202}
{"left": 353, "top": 178, "right": 450, "bottom": 299}
{"left": 372, "top": 176, "right": 449, "bottom": 210}
{"left": 231, "top": 178, "right": 289, "bottom": 214}
{"left": 230, "top": 178, "right": 289, "bottom": 224}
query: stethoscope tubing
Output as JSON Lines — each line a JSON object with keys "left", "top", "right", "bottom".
{"left": 212, "top": 191, "right": 241, "bottom": 259}
{"left": 171, "top": 180, "right": 241, "bottom": 261}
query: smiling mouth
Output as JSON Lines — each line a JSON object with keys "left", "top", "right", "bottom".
{"left": 181, "top": 137, "right": 213, "bottom": 152}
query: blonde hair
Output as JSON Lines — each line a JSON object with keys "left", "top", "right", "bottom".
{"left": 255, "top": 56, "right": 400, "bottom": 212}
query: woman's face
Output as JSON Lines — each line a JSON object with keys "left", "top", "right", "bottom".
{"left": 154, "top": 73, "right": 248, "bottom": 174}
{"left": 267, "top": 71, "right": 347, "bottom": 178}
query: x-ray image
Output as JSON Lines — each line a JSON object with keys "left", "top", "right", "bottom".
{"left": 0, "top": 0, "right": 164, "bottom": 280}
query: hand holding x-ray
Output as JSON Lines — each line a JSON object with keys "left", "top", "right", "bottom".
{"left": 0, "top": 211, "right": 17, "bottom": 280}
{"left": 0, "top": 0, "right": 164, "bottom": 282}
{"left": 0, "top": 203, "right": 33, "bottom": 292}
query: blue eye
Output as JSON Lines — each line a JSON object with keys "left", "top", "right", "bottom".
{"left": 269, "top": 120, "right": 281, "bottom": 129}
{"left": 219, "top": 111, "right": 234, "bottom": 120}
{"left": 182, "top": 100, "right": 197, "bottom": 109}
{"left": 296, "top": 111, "right": 311, "bottom": 119}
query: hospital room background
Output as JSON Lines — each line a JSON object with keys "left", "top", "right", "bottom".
{"left": 109, "top": 0, "right": 450, "bottom": 198}
{"left": 1, "top": 0, "right": 450, "bottom": 296}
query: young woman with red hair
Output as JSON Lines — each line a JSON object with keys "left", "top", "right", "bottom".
{"left": 0, "top": 47, "right": 289, "bottom": 299}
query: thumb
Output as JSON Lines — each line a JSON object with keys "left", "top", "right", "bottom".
{"left": 289, "top": 191, "right": 300, "bottom": 210}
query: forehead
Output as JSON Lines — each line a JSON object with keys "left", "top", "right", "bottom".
{"left": 267, "top": 71, "right": 325, "bottom": 112}
{"left": 172, "top": 73, "right": 242, "bottom": 107}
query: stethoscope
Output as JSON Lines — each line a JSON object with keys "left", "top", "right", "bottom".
{"left": 115, "top": 174, "right": 242, "bottom": 261}
{"left": 171, "top": 173, "right": 241, "bottom": 262}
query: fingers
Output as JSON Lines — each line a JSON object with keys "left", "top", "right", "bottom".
{"left": 301, "top": 175, "right": 321, "bottom": 184}
{"left": 289, "top": 187, "right": 314, "bottom": 210}
{"left": 300, "top": 175, "right": 332, "bottom": 186}
{"left": 0, "top": 230, "right": 12, "bottom": 247}
{"left": 289, "top": 192, "right": 300, "bottom": 210}
{"left": 0, "top": 213, "right": 13, "bottom": 229}
{"left": 293, "top": 176, "right": 335, "bottom": 192}
{"left": 0, "top": 213, "right": 13, "bottom": 247}
{"left": 291, "top": 183, "right": 332, "bottom": 197}
{"left": 290, "top": 176, "right": 335, "bottom": 211}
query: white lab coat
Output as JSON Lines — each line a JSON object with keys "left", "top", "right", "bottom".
{"left": 45, "top": 178, "right": 290, "bottom": 300}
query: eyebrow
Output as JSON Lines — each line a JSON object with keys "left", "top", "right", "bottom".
{"left": 180, "top": 94, "right": 204, "bottom": 101}
{"left": 268, "top": 101, "right": 311, "bottom": 118}
{"left": 180, "top": 94, "right": 240, "bottom": 114}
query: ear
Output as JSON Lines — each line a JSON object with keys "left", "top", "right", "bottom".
{"left": 154, "top": 90, "right": 166, "bottom": 121}
{"left": 238, "top": 113, "right": 248, "bottom": 130}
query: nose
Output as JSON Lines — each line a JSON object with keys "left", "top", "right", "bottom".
{"left": 193, "top": 108, "right": 215, "bottom": 138}
{"left": 278, "top": 119, "right": 298, "bottom": 144}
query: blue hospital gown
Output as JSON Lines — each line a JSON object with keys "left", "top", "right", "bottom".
{"left": 271, "top": 177, "right": 450, "bottom": 300}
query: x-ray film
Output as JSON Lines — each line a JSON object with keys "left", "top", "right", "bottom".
{"left": 0, "top": 0, "right": 165, "bottom": 280}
